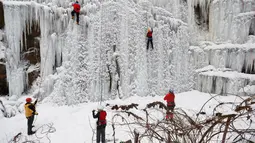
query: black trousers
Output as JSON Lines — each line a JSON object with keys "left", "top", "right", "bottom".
{"left": 147, "top": 39, "right": 153, "bottom": 50}
{"left": 27, "top": 115, "right": 34, "bottom": 135}
{"left": 71, "top": 10, "right": 80, "bottom": 23}
{"left": 97, "top": 127, "right": 106, "bottom": 143}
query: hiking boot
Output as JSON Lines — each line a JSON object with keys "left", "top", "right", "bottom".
{"left": 76, "top": 22, "right": 79, "bottom": 25}
{"left": 28, "top": 131, "right": 36, "bottom": 135}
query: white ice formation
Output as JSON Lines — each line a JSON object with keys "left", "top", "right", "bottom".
{"left": 1, "top": 0, "right": 255, "bottom": 104}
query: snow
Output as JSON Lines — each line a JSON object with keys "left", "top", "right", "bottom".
{"left": 200, "top": 70, "right": 255, "bottom": 80}
{"left": 239, "top": 85, "right": 255, "bottom": 96}
{"left": 1, "top": 90, "right": 254, "bottom": 143}
{"left": 195, "top": 65, "right": 215, "bottom": 73}
{"left": 0, "top": 30, "right": 3, "bottom": 41}
{"left": 26, "top": 63, "right": 40, "bottom": 73}
{"left": 0, "top": 40, "right": 5, "bottom": 60}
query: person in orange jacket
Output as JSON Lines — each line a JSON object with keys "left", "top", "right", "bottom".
{"left": 164, "top": 89, "right": 175, "bottom": 119}
{"left": 71, "top": 1, "right": 81, "bottom": 25}
{"left": 24, "top": 98, "right": 38, "bottom": 135}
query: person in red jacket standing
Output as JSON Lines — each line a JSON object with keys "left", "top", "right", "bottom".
{"left": 93, "top": 105, "right": 107, "bottom": 143}
{"left": 146, "top": 28, "right": 153, "bottom": 50}
{"left": 164, "top": 89, "right": 175, "bottom": 119}
{"left": 71, "top": 1, "right": 81, "bottom": 25}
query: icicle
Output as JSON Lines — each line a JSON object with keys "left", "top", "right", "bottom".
{"left": 3, "top": 2, "right": 31, "bottom": 96}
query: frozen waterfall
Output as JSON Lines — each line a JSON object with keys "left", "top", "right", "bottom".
{"left": 1, "top": 0, "right": 255, "bottom": 104}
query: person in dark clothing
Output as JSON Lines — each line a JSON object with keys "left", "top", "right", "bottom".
{"left": 71, "top": 1, "right": 81, "bottom": 25}
{"left": 92, "top": 105, "right": 107, "bottom": 143}
{"left": 24, "top": 98, "right": 38, "bottom": 135}
{"left": 147, "top": 28, "right": 153, "bottom": 50}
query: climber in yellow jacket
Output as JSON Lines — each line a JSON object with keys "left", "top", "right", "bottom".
{"left": 24, "top": 98, "right": 38, "bottom": 135}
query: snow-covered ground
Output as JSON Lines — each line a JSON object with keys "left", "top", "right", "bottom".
{"left": 1, "top": 90, "right": 254, "bottom": 143}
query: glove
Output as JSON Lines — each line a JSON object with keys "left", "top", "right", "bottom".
{"left": 34, "top": 112, "right": 38, "bottom": 115}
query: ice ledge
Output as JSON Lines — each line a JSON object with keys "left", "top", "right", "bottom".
{"left": 199, "top": 70, "right": 255, "bottom": 81}
{"left": 205, "top": 43, "right": 255, "bottom": 50}
{"left": 3, "top": 1, "right": 31, "bottom": 5}
{"left": 197, "top": 70, "right": 255, "bottom": 95}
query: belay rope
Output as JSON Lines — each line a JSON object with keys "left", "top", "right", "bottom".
{"left": 8, "top": 123, "right": 56, "bottom": 143}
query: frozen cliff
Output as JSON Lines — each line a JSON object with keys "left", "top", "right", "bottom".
{"left": 1, "top": 0, "right": 255, "bottom": 104}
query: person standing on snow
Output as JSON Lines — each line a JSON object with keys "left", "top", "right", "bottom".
{"left": 24, "top": 98, "right": 38, "bottom": 135}
{"left": 71, "top": 1, "right": 81, "bottom": 25}
{"left": 146, "top": 28, "right": 154, "bottom": 50}
{"left": 164, "top": 89, "right": 175, "bottom": 119}
{"left": 92, "top": 105, "right": 107, "bottom": 143}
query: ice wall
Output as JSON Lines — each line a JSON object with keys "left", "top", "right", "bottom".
{"left": 3, "top": 1, "right": 69, "bottom": 96}
{"left": 187, "top": 0, "right": 255, "bottom": 95}
{"left": 189, "top": 43, "right": 255, "bottom": 74}
{"left": 188, "top": 0, "right": 255, "bottom": 44}
{"left": 3, "top": 0, "right": 255, "bottom": 103}
{"left": 189, "top": 42, "right": 255, "bottom": 95}
{"left": 44, "top": 0, "right": 192, "bottom": 105}
{"left": 197, "top": 71, "right": 255, "bottom": 95}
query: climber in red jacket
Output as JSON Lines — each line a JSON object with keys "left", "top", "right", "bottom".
{"left": 146, "top": 28, "right": 153, "bottom": 50}
{"left": 71, "top": 1, "right": 81, "bottom": 25}
{"left": 164, "top": 89, "right": 175, "bottom": 119}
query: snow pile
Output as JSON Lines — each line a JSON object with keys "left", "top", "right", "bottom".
{"left": 0, "top": 95, "right": 24, "bottom": 119}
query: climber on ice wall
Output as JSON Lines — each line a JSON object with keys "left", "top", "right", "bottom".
{"left": 146, "top": 27, "right": 154, "bottom": 50}
{"left": 71, "top": 1, "right": 81, "bottom": 25}
{"left": 164, "top": 89, "right": 175, "bottom": 119}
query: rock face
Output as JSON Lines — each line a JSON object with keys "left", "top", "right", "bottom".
{"left": 22, "top": 21, "right": 41, "bottom": 64}
{"left": 27, "top": 69, "right": 40, "bottom": 87}
{"left": 22, "top": 21, "right": 41, "bottom": 88}
{"left": 0, "top": 2, "right": 7, "bottom": 95}
{"left": 0, "top": 62, "right": 8, "bottom": 95}
{"left": 0, "top": 2, "right": 4, "bottom": 29}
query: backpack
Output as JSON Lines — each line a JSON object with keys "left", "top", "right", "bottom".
{"left": 99, "top": 111, "right": 107, "bottom": 125}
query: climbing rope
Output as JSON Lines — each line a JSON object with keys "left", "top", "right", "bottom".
{"left": 8, "top": 123, "right": 56, "bottom": 143}
{"left": 34, "top": 123, "right": 56, "bottom": 143}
